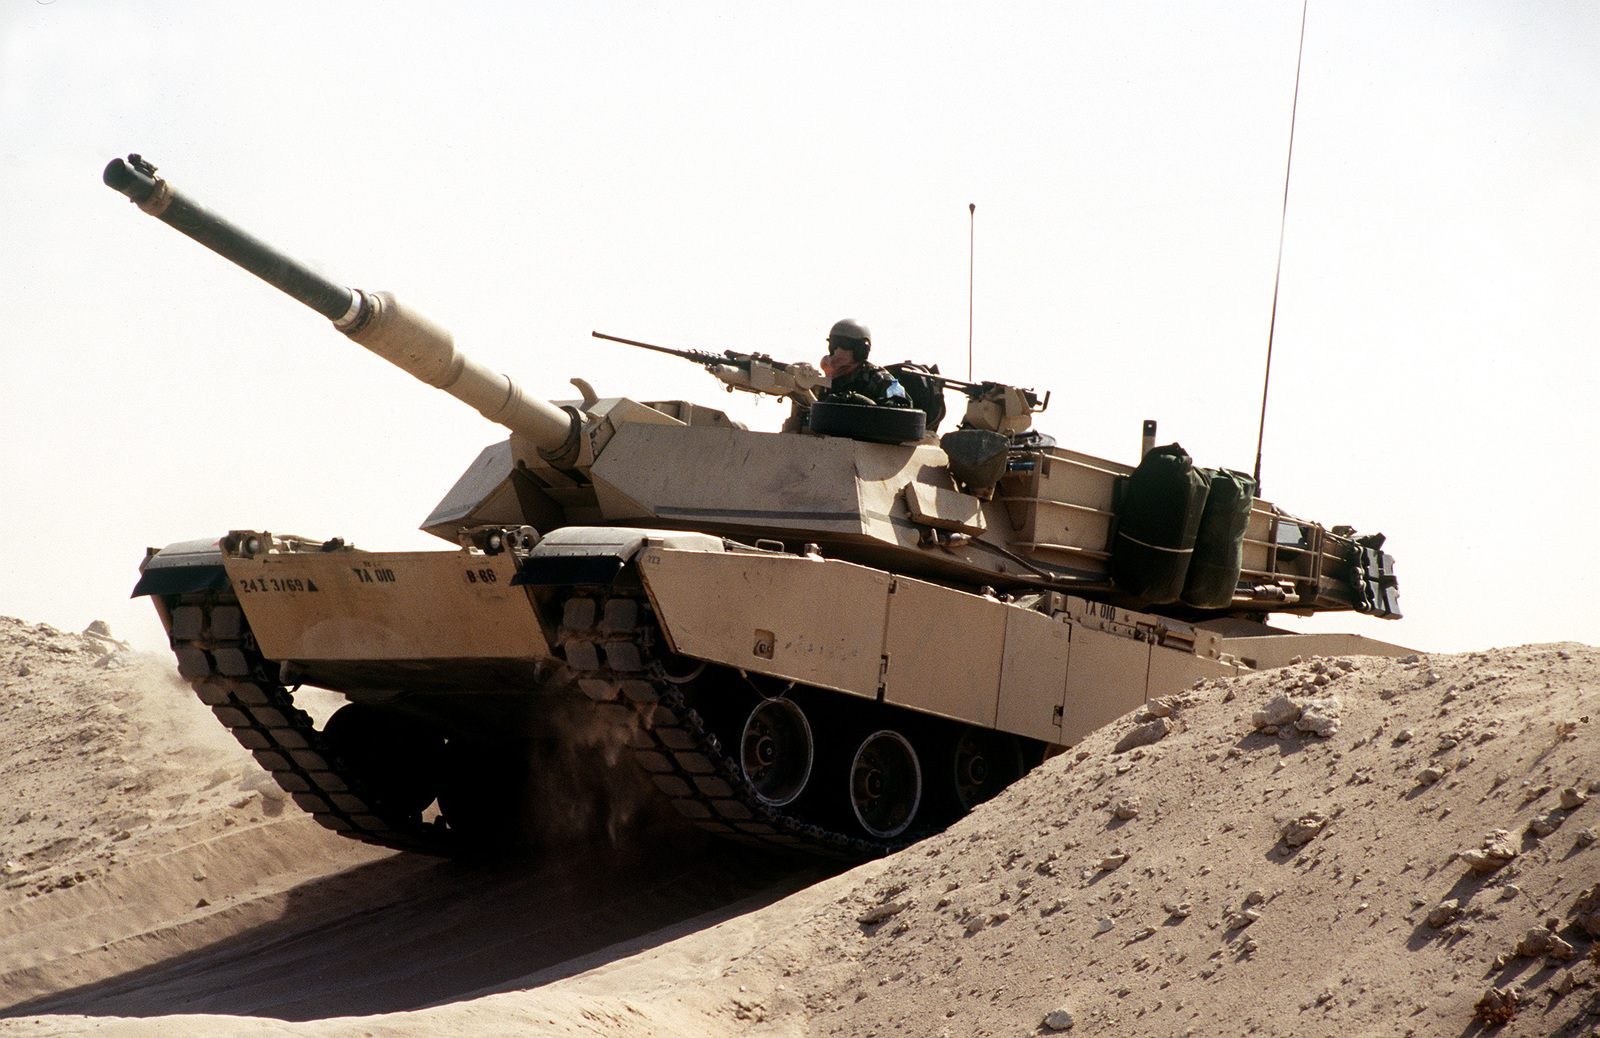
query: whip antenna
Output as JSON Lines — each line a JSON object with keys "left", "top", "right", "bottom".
{"left": 1253, "top": 0, "right": 1308, "bottom": 493}
{"left": 967, "top": 203, "right": 976, "bottom": 381}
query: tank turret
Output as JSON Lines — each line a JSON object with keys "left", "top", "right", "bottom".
{"left": 112, "top": 156, "right": 1405, "bottom": 862}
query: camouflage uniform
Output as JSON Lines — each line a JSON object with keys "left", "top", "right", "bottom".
{"left": 819, "top": 362, "right": 911, "bottom": 408}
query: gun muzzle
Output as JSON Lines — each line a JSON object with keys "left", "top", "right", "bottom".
{"left": 104, "top": 156, "right": 357, "bottom": 323}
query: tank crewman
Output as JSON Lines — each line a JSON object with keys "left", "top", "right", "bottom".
{"left": 817, "top": 319, "right": 912, "bottom": 408}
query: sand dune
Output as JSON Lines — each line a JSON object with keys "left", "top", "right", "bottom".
{"left": 1, "top": 616, "right": 1596, "bottom": 1036}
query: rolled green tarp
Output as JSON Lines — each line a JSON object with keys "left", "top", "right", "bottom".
{"left": 1110, "top": 444, "right": 1211, "bottom": 604}
{"left": 1181, "top": 468, "right": 1256, "bottom": 609}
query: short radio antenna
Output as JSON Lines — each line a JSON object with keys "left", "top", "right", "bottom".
{"left": 1253, "top": 0, "right": 1309, "bottom": 493}
{"left": 967, "top": 203, "right": 977, "bottom": 381}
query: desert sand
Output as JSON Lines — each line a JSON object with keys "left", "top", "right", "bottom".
{"left": 1, "top": 613, "right": 1596, "bottom": 1037}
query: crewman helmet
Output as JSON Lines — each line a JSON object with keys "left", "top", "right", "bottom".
{"left": 827, "top": 318, "right": 872, "bottom": 361}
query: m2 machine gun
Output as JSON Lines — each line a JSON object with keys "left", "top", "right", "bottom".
{"left": 108, "top": 155, "right": 1403, "bottom": 860}
{"left": 594, "top": 329, "right": 1050, "bottom": 447}
{"left": 592, "top": 331, "right": 832, "bottom": 404}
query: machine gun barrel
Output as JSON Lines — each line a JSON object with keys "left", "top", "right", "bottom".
{"left": 912, "top": 369, "right": 1046, "bottom": 412}
{"left": 103, "top": 156, "right": 580, "bottom": 463}
{"left": 593, "top": 329, "right": 831, "bottom": 400}
{"left": 591, "top": 331, "right": 723, "bottom": 367}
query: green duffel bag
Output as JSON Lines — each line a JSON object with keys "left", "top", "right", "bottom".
{"left": 1110, "top": 444, "right": 1211, "bottom": 605}
{"left": 1182, "top": 468, "right": 1256, "bottom": 610}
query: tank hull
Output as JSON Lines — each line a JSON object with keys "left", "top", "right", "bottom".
{"left": 139, "top": 528, "right": 1409, "bottom": 858}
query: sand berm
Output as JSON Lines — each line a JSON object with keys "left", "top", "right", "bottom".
{"left": 1, "top": 613, "right": 1597, "bottom": 1036}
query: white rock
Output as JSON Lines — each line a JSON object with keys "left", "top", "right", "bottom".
{"left": 1253, "top": 693, "right": 1301, "bottom": 730}
{"left": 1426, "top": 899, "right": 1459, "bottom": 928}
{"left": 1043, "top": 1008, "right": 1075, "bottom": 1031}
{"left": 1282, "top": 811, "right": 1327, "bottom": 847}
{"left": 1461, "top": 831, "right": 1517, "bottom": 873}
{"left": 857, "top": 901, "right": 908, "bottom": 924}
{"left": 1294, "top": 695, "right": 1342, "bottom": 737}
{"left": 1515, "top": 925, "right": 1553, "bottom": 957}
{"left": 1114, "top": 718, "right": 1171, "bottom": 754}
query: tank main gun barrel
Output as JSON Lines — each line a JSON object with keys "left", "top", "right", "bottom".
{"left": 104, "top": 155, "right": 357, "bottom": 321}
{"left": 103, "top": 155, "right": 581, "bottom": 463}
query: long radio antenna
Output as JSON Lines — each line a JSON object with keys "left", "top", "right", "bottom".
{"left": 967, "top": 202, "right": 976, "bottom": 381}
{"left": 1252, "top": 1, "right": 1309, "bottom": 493}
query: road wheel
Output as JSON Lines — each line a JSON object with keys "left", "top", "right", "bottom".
{"left": 944, "top": 726, "right": 1024, "bottom": 812}
{"left": 739, "top": 697, "right": 814, "bottom": 807}
{"left": 847, "top": 729, "right": 922, "bottom": 839}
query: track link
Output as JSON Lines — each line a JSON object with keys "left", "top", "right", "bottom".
{"left": 556, "top": 591, "right": 910, "bottom": 860}
{"left": 167, "top": 592, "right": 451, "bottom": 855}
{"left": 165, "top": 587, "right": 909, "bottom": 860}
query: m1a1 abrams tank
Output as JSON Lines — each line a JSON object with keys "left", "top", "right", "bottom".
{"left": 106, "top": 155, "right": 1404, "bottom": 859}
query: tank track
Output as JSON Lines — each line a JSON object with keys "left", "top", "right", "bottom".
{"left": 164, "top": 588, "right": 910, "bottom": 860}
{"left": 166, "top": 591, "right": 452, "bottom": 855}
{"left": 555, "top": 590, "right": 912, "bottom": 860}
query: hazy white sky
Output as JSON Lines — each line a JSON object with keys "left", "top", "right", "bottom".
{"left": 2, "top": 2, "right": 1596, "bottom": 655}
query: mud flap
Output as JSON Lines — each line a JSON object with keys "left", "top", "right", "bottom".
{"left": 132, "top": 538, "right": 230, "bottom": 597}
{"left": 512, "top": 555, "right": 628, "bottom": 586}
{"left": 513, "top": 527, "right": 728, "bottom": 587}
{"left": 132, "top": 564, "right": 229, "bottom": 597}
